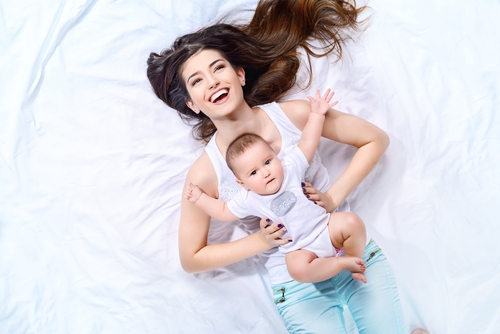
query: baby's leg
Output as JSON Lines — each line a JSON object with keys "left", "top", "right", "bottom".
{"left": 328, "top": 212, "right": 367, "bottom": 282}
{"left": 285, "top": 249, "right": 365, "bottom": 283}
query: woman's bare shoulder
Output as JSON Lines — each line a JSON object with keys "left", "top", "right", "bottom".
{"left": 279, "top": 99, "right": 312, "bottom": 130}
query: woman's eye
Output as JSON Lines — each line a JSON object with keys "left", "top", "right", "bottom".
{"left": 192, "top": 78, "right": 201, "bottom": 86}
{"left": 215, "top": 65, "right": 224, "bottom": 72}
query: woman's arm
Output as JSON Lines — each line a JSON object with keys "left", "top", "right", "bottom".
{"left": 178, "top": 152, "right": 288, "bottom": 273}
{"left": 280, "top": 99, "right": 390, "bottom": 212}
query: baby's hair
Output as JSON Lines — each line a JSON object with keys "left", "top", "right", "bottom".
{"left": 226, "top": 133, "right": 268, "bottom": 175}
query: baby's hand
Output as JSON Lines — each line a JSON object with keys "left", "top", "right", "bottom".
{"left": 307, "top": 89, "right": 338, "bottom": 115}
{"left": 184, "top": 182, "right": 203, "bottom": 203}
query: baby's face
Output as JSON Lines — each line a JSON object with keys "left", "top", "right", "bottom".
{"left": 234, "top": 140, "right": 284, "bottom": 195}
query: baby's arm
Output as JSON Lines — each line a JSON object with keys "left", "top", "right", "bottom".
{"left": 298, "top": 89, "right": 338, "bottom": 163}
{"left": 184, "top": 182, "right": 239, "bottom": 222}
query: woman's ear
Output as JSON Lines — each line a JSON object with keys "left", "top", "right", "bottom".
{"left": 237, "top": 67, "right": 246, "bottom": 86}
{"left": 185, "top": 100, "right": 200, "bottom": 114}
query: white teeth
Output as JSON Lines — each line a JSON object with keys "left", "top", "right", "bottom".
{"left": 210, "top": 89, "right": 228, "bottom": 103}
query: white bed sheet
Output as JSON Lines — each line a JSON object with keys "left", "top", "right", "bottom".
{"left": 1, "top": 0, "right": 499, "bottom": 333}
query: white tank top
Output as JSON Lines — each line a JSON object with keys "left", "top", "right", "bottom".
{"left": 205, "top": 102, "right": 349, "bottom": 284}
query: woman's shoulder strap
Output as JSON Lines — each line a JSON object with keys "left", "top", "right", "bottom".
{"left": 204, "top": 135, "right": 224, "bottom": 183}
{"left": 260, "top": 101, "right": 302, "bottom": 134}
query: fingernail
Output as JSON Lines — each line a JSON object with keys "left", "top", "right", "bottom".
{"left": 306, "top": 195, "right": 310, "bottom": 198}
{"left": 314, "top": 201, "right": 317, "bottom": 205}
{"left": 277, "top": 224, "right": 283, "bottom": 228}
{"left": 288, "top": 239, "right": 293, "bottom": 243}
{"left": 301, "top": 182, "right": 305, "bottom": 187}
{"left": 266, "top": 218, "right": 271, "bottom": 222}
{"left": 302, "top": 188, "right": 306, "bottom": 193}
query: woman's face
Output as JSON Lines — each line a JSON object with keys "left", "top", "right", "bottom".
{"left": 181, "top": 49, "right": 246, "bottom": 120}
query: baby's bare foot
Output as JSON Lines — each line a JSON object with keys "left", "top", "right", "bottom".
{"left": 338, "top": 257, "right": 367, "bottom": 283}
{"left": 352, "top": 272, "right": 367, "bottom": 283}
{"left": 338, "top": 257, "right": 365, "bottom": 272}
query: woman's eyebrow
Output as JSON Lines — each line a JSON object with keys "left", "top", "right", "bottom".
{"left": 187, "top": 59, "right": 224, "bottom": 83}
{"left": 209, "top": 59, "right": 224, "bottom": 67}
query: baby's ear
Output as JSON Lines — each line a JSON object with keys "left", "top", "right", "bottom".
{"left": 236, "top": 178, "right": 249, "bottom": 190}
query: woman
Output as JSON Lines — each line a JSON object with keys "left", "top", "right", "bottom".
{"left": 147, "top": 0, "right": 427, "bottom": 332}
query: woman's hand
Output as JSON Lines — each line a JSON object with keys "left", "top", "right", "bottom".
{"left": 259, "top": 218, "right": 291, "bottom": 248}
{"left": 302, "top": 182, "right": 337, "bottom": 212}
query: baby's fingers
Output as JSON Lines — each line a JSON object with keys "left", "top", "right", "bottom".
{"left": 321, "top": 89, "right": 338, "bottom": 108}
{"left": 316, "top": 89, "right": 322, "bottom": 100}
{"left": 324, "top": 90, "right": 338, "bottom": 108}
{"left": 322, "top": 88, "right": 332, "bottom": 101}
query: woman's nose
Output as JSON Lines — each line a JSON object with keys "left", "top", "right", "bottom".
{"left": 207, "top": 75, "right": 219, "bottom": 89}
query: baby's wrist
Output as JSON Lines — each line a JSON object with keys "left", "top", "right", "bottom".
{"left": 193, "top": 192, "right": 204, "bottom": 204}
{"left": 310, "top": 111, "right": 326, "bottom": 117}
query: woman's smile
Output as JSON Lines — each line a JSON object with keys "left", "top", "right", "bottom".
{"left": 209, "top": 88, "right": 229, "bottom": 104}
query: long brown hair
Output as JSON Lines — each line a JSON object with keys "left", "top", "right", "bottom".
{"left": 147, "top": 0, "right": 367, "bottom": 142}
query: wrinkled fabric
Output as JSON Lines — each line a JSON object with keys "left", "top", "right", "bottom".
{"left": 1, "top": 0, "right": 499, "bottom": 333}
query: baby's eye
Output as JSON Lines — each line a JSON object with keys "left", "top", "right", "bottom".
{"left": 265, "top": 159, "right": 271, "bottom": 165}
{"left": 250, "top": 170, "right": 257, "bottom": 176}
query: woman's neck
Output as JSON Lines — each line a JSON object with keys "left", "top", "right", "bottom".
{"left": 212, "top": 106, "right": 265, "bottom": 149}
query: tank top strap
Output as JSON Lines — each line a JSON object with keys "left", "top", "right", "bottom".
{"left": 204, "top": 133, "right": 241, "bottom": 202}
{"left": 258, "top": 102, "right": 301, "bottom": 156}
{"left": 204, "top": 135, "right": 223, "bottom": 186}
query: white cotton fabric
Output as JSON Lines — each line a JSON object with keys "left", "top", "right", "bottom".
{"left": 206, "top": 102, "right": 352, "bottom": 285}
{"left": 227, "top": 146, "right": 336, "bottom": 258}
{"left": 1, "top": 0, "right": 500, "bottom": 333}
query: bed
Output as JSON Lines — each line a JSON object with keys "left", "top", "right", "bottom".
{"left": 1, "top": 0, "right": 499, "bottom": 333}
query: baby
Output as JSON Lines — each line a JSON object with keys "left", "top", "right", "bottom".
{"left": 185, "top": 89, "right": 367, "bottom": 283}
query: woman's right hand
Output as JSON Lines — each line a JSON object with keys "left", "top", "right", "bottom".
{"left": 259, "top": 218, "right": 291, "bottom": 248}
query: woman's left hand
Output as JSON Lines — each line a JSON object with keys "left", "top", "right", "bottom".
{"left": 302, "top": 182, "right": 336, "bottom": 212}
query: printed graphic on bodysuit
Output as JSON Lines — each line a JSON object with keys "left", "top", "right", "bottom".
{"left": 270, "top": 191, "right": 297, "bottom": 216}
